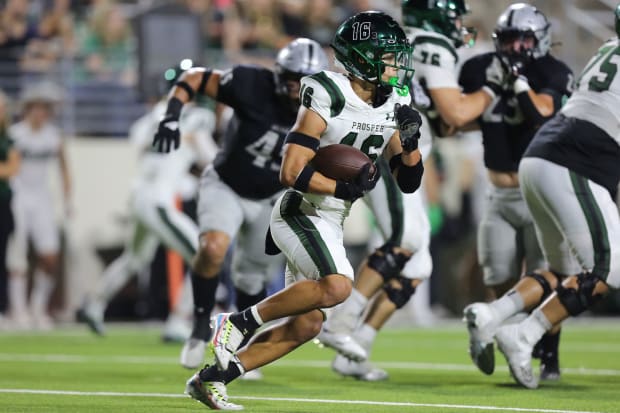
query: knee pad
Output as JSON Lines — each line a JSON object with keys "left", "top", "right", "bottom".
{"left": 367, "top": 243, "right": 411, "bottom": 282}
{"left": 524, "top": 271, "right": 561, "bottom": 301}
{"left": 383, "top": 276, "right": 417, "bottom": 309}
{"left": 556, "top": 272, "right": 606, "bottom": 316}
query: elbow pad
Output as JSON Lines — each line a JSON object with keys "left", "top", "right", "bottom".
{"left": 391, "top": 155, "right": 424, "bottom": 193}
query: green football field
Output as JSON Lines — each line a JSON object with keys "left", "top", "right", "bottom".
{"left": 0, "top": 319, "right": 618, "bottom": 413}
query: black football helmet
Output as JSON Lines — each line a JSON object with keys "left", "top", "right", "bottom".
{"left": 493, "top": 3, "right": 551, "bottom": 70}
{"left": 401, "top": 0, "right": 476, "bottom": 48}
{"left": 331, "top": 11, "right": 415, "bottom": 91}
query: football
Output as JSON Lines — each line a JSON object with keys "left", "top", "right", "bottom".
{"left": 311, "top": 144, "right": 376, "bottom": 182}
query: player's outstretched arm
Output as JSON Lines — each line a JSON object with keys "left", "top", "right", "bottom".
{"left": 152, "top": 68, "right": 221, "bottom": 153}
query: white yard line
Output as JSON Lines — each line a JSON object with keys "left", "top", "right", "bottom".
{"left": 0, "top": 353, "right": 618, "bottom": 377}
{"left": 0, "top": 388, "right": 606, "bottom": 413}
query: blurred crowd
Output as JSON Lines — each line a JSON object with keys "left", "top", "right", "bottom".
{"left": 0, "top": 0, "right": 404, "bottom": 92}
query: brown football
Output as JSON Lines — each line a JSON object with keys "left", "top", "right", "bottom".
{"left": 311, "top": 144, "right": 376, "bottom": 182}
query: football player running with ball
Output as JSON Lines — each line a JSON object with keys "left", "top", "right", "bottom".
{"left": 183, "top": 11, "right": 424, "bottom": 410}
{"left": 152, "top": 38, "right": 328, "bottom": 373}
{"left": 320, "top": 0, "right": 496, "bottom": 381}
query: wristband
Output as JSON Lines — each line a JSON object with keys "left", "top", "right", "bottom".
{"left": 513, "top": 76, "right": 531, "bottom": 95}
{"left": 293, "top": 165, "right": 315, "bottom": 192}
{"left": 166, "top": 97, "right": 184, "bottom": 119}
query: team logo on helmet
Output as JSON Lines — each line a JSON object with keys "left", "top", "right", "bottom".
{"left": 331, "top": 11, "right": 415, "bottom": 91}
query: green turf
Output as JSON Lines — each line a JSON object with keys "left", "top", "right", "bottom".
{"left": 0, "top": 320, "right": 619, "bottom": 412}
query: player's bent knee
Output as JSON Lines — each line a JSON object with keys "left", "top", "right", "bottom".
{"left": 556, "top": 272, "right": 607, "bottom": 316}
{"left": 319, "top": 274, "right": 353, "bottom": 307}
{"left": 384, "top": 276, "right": 417, "bottom": 309}
{"left": 524, "top": 270, "right": 562, "bottom": 302}
{"left": 368, "top": 243, "right": 411, "bottom": 282}
{"left": 195, "top": 232, "right": 230, "bottom": 270}
{"left": 291, "top": 311, "right": 324, "bottom": 343}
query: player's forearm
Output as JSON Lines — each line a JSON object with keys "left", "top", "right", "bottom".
{"left": 438, "top": 90, "right": 491, "bottom": 128}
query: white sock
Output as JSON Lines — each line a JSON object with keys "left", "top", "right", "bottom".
{"left": 353, "top": 323, "right": 377, "bottom": 353}
{"left": 8, "top": 274, "right": 28, "bottom": 316}
{"left": 490, "top": 290, "right": 524, "bottom": 322}
{"left": 30, "top": 269, "right": 55, "bottom": 317}
{"left": 96, "top": 254, "right": 133, "bottom": 304}
{"left": 522, "top": 309, "right": 552, "bottom": 347}
{"left": 326, "top": 289, "right": 368, "bottom": 333}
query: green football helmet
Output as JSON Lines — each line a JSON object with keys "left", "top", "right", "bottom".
{"left": 615, "top": 3, "right": 620, "bottom": 37}
{"left": 331, "top": 11, "right": 414, "bottom": 90}
{"left": 401, "top": 0, "right": 475, "bottom": 47}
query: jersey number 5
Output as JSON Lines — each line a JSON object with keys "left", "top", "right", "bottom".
{"left": 578, "top": 45, "right": 620, "bottom": 92}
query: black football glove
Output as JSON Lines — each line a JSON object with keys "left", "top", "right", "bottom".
{"left": 394, "top": 103, "right": 422, "bottom": 152}
{"left": 153, "top": 97, "right": 183, "bottom": 153}
{"left": 334, "top": 163, "right": 379, "bottom": 201}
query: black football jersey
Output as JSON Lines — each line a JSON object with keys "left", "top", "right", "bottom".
{"left": 212, "top": 65, "right": 297, "bottom": 199}
{"left": 459, "top": 53, "right": 573, "bottom": 172}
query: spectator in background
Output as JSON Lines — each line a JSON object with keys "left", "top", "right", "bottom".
{"left": 78, "top": 1, "right": 136, "bottom": 86}
{"left": 0, "top": 90, "right": 20, "bottom": 326}
{"left": 223, "top": 0, "right": 293, "bottom": 54}
{"left": 0, "top": 0, "right": 37, "bottom": 91}
{"left": 302, "top": 0, "right": 343, "bottom": 46}
{"left": 21, "top": 0, "right": 76, "bottom": 75}
{"left": 6, "top": 81, "right": 71, "bottom": 330}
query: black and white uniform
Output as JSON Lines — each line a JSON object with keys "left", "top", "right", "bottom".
{"left": 197, "top": 65, "right": 290, "bottom": 295}
{"left": 460, "top": 52, "right": 573, "bottom": 286}
{"left": 520, "top": 37, "right": 620, "bottom": 287}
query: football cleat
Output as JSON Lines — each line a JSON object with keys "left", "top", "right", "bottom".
{"left": 495, "top": 324, "right": 539, "bottom": 389}
{"left": 162, "top": 314, "right": 192, "bottom": 343}
{"left": 540, "top": 356, "right": 560, "bottom": 381}
{"left": 76, "top": 306, "right": 105, "bottom": 336}
{"left": 332, "top": 354, "right": 388, "bottom": 381}
{"left": 185, "top": 373, "right": 243, "bottom": 410}
{"left": 316, "top": 329, "right": 368, "bottom": 361}
{"left": 180, "top": 338, "right": 207, "bottom": 369}
{"left": 463, "top": 302, "right": 499, "bottom": 375}
{"left": 211, "top": 313, "right": 247, "bottom": 371}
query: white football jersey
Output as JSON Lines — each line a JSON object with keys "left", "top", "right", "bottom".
{"left": 299, "top": 70, "right": 410, "bottom": 214}
{"left": 9, "top": 121, "right": 62, "bottom": 197}
{"left": 562, "top": 37, "right": 620, "bottom": 144}
{"left": 131, "top": 101, "right": 218, "bottom": 202}
{"left": 405, "top": 27, "right": 460, "bottom": 157}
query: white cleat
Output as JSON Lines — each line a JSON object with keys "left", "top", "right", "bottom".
{"left": 239, "top": 368, "right": 263, "bottom": 381}
{"left": 180, "top": 338, "right": 207, "bottom": 369}
{"left": 162, "top": 315, "right": 192, "bottom": 343}
{"left": 316, "top": 329, "right": 367, "bottom": 361}
{"left": 495, "top": 324, "right": 538, "bottom": 389}
{"left": 185, "top": 373, "right": 243, "bottom": 410}
{"left": 332, "top": 354, "right": 388, "bottom": 381}
{"left": 463, "top": 302, "right": 499, "bottom": 375}
{"left": 211, "top": 313, "right": 247, "bottom": 371}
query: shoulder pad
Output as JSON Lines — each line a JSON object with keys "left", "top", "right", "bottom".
{"left": 301, "top": 72, "right": 346, "bottom": 118}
